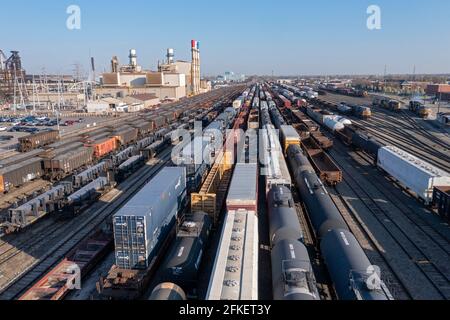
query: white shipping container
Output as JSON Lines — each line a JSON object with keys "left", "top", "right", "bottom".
{"left": 377, "top": 146, "right": 450, "bottom": 204}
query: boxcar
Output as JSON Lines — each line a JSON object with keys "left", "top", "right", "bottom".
{"left": 0, "top": 157, "right": 44, "bottom": 193}
{"left": 18, "top": 130, "right": 59, "bottom": 152}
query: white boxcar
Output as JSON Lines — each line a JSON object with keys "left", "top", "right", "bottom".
{"left": 377, "top": 146, "right": 450, "bottom": 204}
{"left": 206, "top": 209, "right": 259, "bottom": 300}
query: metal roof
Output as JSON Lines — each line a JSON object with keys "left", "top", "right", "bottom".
{"left": 206, "top": 210, "right": 258, "bottom": 300}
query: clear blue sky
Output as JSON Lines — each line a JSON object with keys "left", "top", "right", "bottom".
{"left": 1, "top": 0, "right": 449, "bottom": 76}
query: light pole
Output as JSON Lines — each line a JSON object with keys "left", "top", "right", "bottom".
{"left": 437, "top": 91, "right": 442, "bottom": 115}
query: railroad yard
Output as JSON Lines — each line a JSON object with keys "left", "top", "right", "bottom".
{"left": 0, "top": 81, "right": 449, "bottom": 303}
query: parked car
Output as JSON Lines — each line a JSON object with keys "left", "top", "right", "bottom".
{"left": 63, "top": 120, "right": 75, "bottom": 126}
{"left": 0, "top": 126, "right": 7, "bottom": 132}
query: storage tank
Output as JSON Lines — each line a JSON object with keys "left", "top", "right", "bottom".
{"left": 324, "top": 116, "right": 345, "bottom": 132}
{"left": 321, "top": 229, "right": 393, "bottom": 300}
{"left": 271, "top": 239, "right": 320, "bottom": 300}
{"left": 268, "top": 186, "right": 303, "bottom": 246}
{"left": 287, "top": 145, "right": 348, "bottom": 238}
{"left": 335, "top": 116, "right": 352, "bottom": 126}
{"left": 149, "top": 283, "right": 187, "bottom": 301}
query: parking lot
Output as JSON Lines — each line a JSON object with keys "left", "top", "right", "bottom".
{"left": 0, "top": 115, "right": 117, "bottom": 150}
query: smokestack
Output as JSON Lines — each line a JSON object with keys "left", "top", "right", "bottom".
{"left": 191, "top": 40, "right": 201, "bottom": 95}
{"left": 129, "top": 49, "right": 137, "bottom": 68}
{"left": 111, "top": 56, "right": 119, "bottom": 73}
{"left": 167, "top": 48, "right": 174, "bottom": 64}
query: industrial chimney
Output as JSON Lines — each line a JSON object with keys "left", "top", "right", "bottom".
{"left": 111, "top": 56, "right": 119, "bottom": 73}
{"left": 191, "top": 40, "right": 201, "bottom": 95}
{"left": 129, "top": 49, "right": 137, "bottom": 69}
{"left": 167, "top": 48, "right": 174, "bottom": 64}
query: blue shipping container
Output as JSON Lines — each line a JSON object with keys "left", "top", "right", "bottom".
{"left": 113, "top": 167, "right": 187, "bottom": 270}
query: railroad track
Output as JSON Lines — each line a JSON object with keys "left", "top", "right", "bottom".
{"left": 0, "top": 150, "right": 173, "bottom": 300}
{"left": 359, "top": 117, "right": 450, "bottom": 172}
{"left": 369, "top": 111, "right": 450, "bottom": 157}
{"left": 0, "top": 179, "right": 51, "bottom": 213}
{"left": 328, "top": 188, "right": 411, "bottom": 300}
{"left": 319, "top": 94, "right": 450, "bottom": 171}
{"left": 396, "top": 110, "right": 450, "bottom": 150}
{"left": 329, "top": 143, "right": 450, "bottom": 300}
{"left": 322, "top": 93, "right": 450, "bottom": 161}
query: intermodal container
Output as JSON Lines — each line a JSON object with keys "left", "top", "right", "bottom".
{"left": 113, "top": 167, "right": 187, "bottom": 270}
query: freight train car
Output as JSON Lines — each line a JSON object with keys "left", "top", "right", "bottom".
{"left": 287, "top": 145, "right": 348, "bottom": 238}
{"left": 261, "top": 125, "right": 292, "bottom": 193}
{"left": 8, "top": 183, "right": 73, "bottom": 230}
{"left": 18, "top": 130, "right": 59, "bottom": 152}
{"left": 267, "top": 186, "right": 303, "bottom": 245}
{"left": 0, "top": 148, "right": 47, "bottom": 169}
{"left": 113, "top": 167, "right": 187, "bottom": 270}
{"left": 86, "top": 137, "right": 118, "bottom": 159}
{"left": 149, "top": 283, "right": 187, "bottom": 301}
{"left": 19, "top": 231, "right": 113, "bottom": 301}
{"left": 111, "top": 146, "right": 138, "bottom": 166}
{"left": 63, "top": 176, "right": 113, "bottom": 217}
{"left": 377, "top": 146, "right": 450, "bottom": 205}
{"left": 279, "top": 126, "right": 300, "bottom": 155}
{"left": 43, "top": 147, "right": 94, "bottom": 180}
{"left": 115, "top": 155, "right": 146, "bottom": 182}
{"left": 99, "top": 168, "right": 187, "bottom": 300}
{"left": 321, "top": 229, "right": 394, "bottom": 300}
{"left": 206, "top": 164, "right": 259, "bottom": 300}
{"left": 111, "top": 127, "right": 138, "bottom": 146}
{"left": 153, "top": 213, "right": 212, "bottom": 298}
{"left": 72, "top": 161, "right": 109, "bottom": 189}
{"left": 433, "top": 186, "right": 450, "bottom": 221}
{"left": 0, "top": 157, "right": 44, "bottom": 193}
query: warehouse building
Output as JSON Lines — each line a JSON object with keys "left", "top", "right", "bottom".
{"left": 122, "top": 94, "right": 159, "bottom": 108}
{"left": 426, "top": 84, "right": 450, "bottom": 96}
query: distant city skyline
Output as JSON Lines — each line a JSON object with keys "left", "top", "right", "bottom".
{"left": 1, "top": 0, "right": 449, "bottom": 77}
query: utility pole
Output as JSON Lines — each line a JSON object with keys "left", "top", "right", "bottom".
{"left": 438, "top": 91, "right": 442, "bottom": 115}
{"left": 56, "top": 80, "right": 61, "bottom": 136}
{"left": 32, "top": 75, "right": 36, "bottom": 115}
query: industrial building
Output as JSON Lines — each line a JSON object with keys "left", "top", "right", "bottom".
{"left": 96, "top": 41, "right": 210, "bottom": 103}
